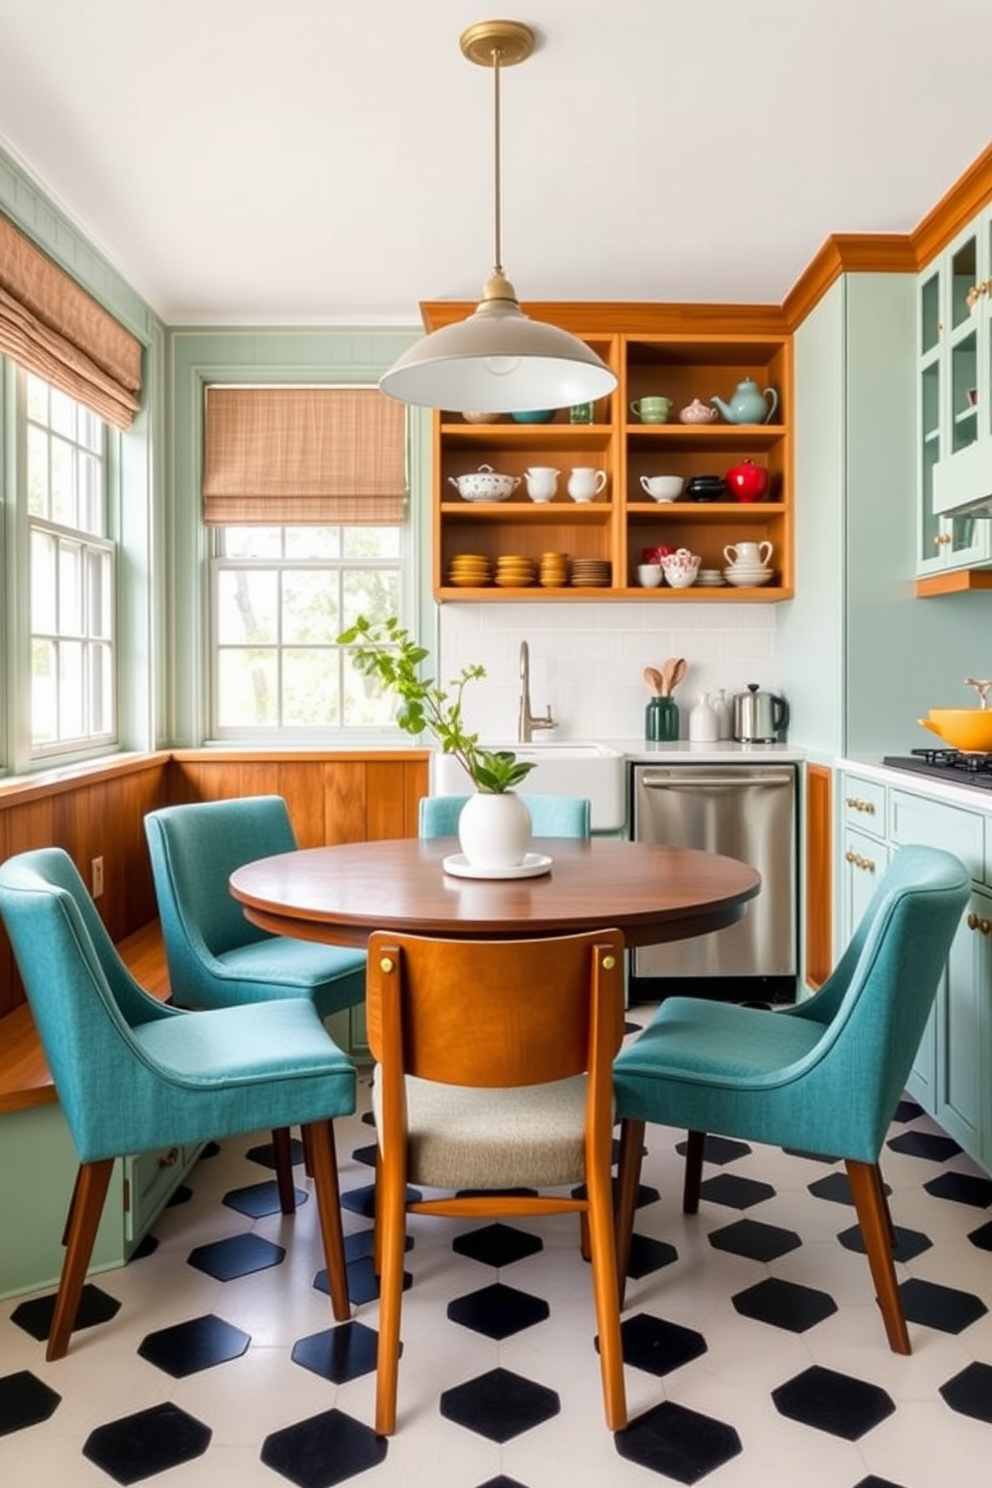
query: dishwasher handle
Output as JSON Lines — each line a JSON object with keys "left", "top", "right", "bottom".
{"left": 638, "top": 769, "right": 795, "bottom": 790}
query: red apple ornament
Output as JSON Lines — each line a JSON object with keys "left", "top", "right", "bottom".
{"left": 725, "top": 459, "right": 769, "bottom": 502}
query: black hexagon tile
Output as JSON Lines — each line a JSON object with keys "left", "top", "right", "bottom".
{"left": 898, "top": 1276, "right": 987, "bottom": 1334}
{"left": 967, "top": 1218, "right": 992, "bottom": 1251}
{"left": 0, "top": 1371, "right": 60, "bottom": 1436}
{"left": 473, "top": 1479, "right": 530, "bottom": 1488}
{"left": 939, "top": 1360, "right": 992, "bottom": 1423}
{"left": 246, "top": 1135, "right": 305, "bottom": 1171}
{"left": 732, "top": 1276, "right": 837, "bottom": 1333}
{"left": 620, "top": 1312, "right": 707, "bottom": 1376}
{"left": 892, "top": 1098, "right": 925, "bottom": 1123}
{"left": 625, "top": 1232, "right": 679, "bottom": 1280}
{"left": 11, "top": 1282, "right": 120, "bottom": 1342}
{"left": 313, "top": 1255, "right": 410, "bottom": 1307}
{"left": 924, "top": 1170, "right": 992, "bottom": 1208}
{"left": 351, "top": 1141, "right": 377, "bottom": 1169}
{"left": 187, "top": 1232, "right": 285, "bottom": 1281}
{"left": 223, "top": 1179, "right": 306, "bottom": 1217}
{"left": 615, "top": 1400, "right": 742, "bottom": 1481}
{"left": 452, "top": 1222, "right": 543, "bottom": 1268}
{"left": 83, "top": 1402, "right": 211, "bottom": 1483}
{"left": 853, "top": 1477, "right": 908, "bottom": 1488}
{"left": 676, "top": 1133, "right": 751, "bottom": 1166}
{"left": 440, "top": 1367, "right": 559, "bottom": 1442}
{"left": 137, "top": 1313, "right": 250, "bottom": 1376}
{"left": 447, "top": 1282, "right": 550, "bottom": 1339}
{"left": 291, "top": 1321, "right": 380, "bottom": 1383}
{"left": 340, "top": 1181, "right": 421, "bottom": 1218}
{"left": 808, "top": 1171, "right": 890, "bottom": 1207}
{"left": 886, "top": 1129, "right": 961, "bottom": 1162}
{"left": 772, "top": 1364, "right": 895, "bottom": 1439}
{"left": 837, "top": 1222, "right": 931, "bottom": 1263}
{"left": 260, "top": 1408, "right": 386, "bottom": 1488}
{"left": 708, "top": 1217, "right": 801, "bottom": 1263}
{"left": 698, "top": 1173, "right": 775, "bottom": 1210}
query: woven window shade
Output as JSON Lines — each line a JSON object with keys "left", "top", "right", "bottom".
{"left": 0, "top": 214, "right": 142, "bottom": 431}
{"left": 202, "top": 386, "right": 407, "bottom": 525}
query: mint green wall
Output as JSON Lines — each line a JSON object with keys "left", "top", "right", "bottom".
{"left": 165, "top": 328, "right": 428, "bottom": 745}
{"left": 0, "top": 144, "right": 166, "bottom": 755}
{"left": 780, "top": 272, "right": 992, "bottom": 758}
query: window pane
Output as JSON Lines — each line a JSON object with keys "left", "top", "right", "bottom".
{"left": 217, "top": 649, "right": 278, "bottom": 726}
{"left": 283, "top": 649, "right": 339, "bottom": 725}
{"left": 216, "top": 569, "right": 279, "bottom": 643}
{"left": 282, "top": 570, "right": 340, "bottom": 643}
{"left": 26, "top": 373, "right": 47, "bottom": 422}
{"left": 88, "top": 642, "right": 113, "bottom": 734}
{"left": 221, "top": 527, "right": 284, "bottom": 559}
{"left": 285, "top": 527, "right": 341, "bottom": 558}
{"left": 27, "top": 425, "right": 49, "bottom": 517}
{"left": 343, "top": 527, "right": 401, "bottom": 558}
{"left": 51, "top": 438, "right": 74, "bottom": 525}
{"left": 342, "top": 662, "right": 395, "bottom": 727}
{"left": 31, "top": 638, "right": 57, "bottom": 744}
{"left": 342, "top": 569, "right": 399, "bottom": 630}
{"left": 50, "top": 388, "right": 75, "bottom": 438}
{"left": 31, "top": 529, "right": 58, "bottom": 631}
{"left": 59, "top": 641, "right": 84, "bottom": 738}
{"left": 87, "top": 549, "right": 112, "bottom": 638}
{"left": 59, "top": 541, "right": 83, "bottom": 635}
{"left": 78, "top": 452, "right": 101, "bottom": 534}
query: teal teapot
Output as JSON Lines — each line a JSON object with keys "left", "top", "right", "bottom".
{"left": 711, "top": 378, "right": 779, "bottom": 425}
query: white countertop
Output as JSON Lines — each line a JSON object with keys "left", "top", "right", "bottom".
{"left": 839, "top": 754, "right": 992, "bottom": 813}
{"left": 603, "top": 739, "right": 806, "bottom": 765}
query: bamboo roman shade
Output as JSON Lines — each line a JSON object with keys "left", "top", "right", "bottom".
{"left": 0, "top": 214, "right": 142, "bottom": 431}
{"left": 201, "top": 386, "right": 407, "bottom": 525}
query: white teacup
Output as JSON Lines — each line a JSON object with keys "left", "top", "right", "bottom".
{"left": 724, "top": 540, "right": 773, "bottom": 568}
{"left": 637, "top": 564, "right": 663, "bottom": 588}
{"left": 567, "top": 467, "right": 608, "bottom": 502}
{"left": 525, "top": 466, "right": 560, "bottom": 502}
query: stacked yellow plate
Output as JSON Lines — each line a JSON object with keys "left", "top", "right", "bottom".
{"left": 447, "top": 553, "right": 493, "bottom": 587}
{"left": 570, "top": 558, "right": 612, "bottom": 588}
{"left": 494, "top": 554, "right": 536, "bottom": 587}
{"left": 538, "top": 552, "right": 570, "bottom": 587}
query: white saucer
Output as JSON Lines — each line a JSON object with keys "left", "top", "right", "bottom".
{"left": 442, "top": 851, "right": 553, "bottom": 880}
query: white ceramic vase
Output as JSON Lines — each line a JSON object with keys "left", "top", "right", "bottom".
{"left": 458, "top": 792, "right": 533, "bottom": 871}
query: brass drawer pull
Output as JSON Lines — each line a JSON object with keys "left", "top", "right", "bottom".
{"left": 158, "top": 1147, "right": 180, "bottom": 1169}
{"left": 845, "top": 850, "right": 876, "bottom": 872}
{"left": 844, "top": 796, "right": 876, "bottom": 815}
{"left": 967, "top": 912, "right": 992, "bottom": 936}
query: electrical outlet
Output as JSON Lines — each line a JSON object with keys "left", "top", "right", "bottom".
{"left": 91, "top": 856, "right": 104, "bottom": 898}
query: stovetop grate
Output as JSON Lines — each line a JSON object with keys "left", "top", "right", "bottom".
{"left": 881, "top": 748, "right": 992, "bottom": 790}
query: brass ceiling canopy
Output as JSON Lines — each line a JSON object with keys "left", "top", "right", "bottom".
{"left": 378, "top": 19, "right": 617, "bottom": 414}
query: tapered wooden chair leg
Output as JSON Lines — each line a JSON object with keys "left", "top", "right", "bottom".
{"left": 614, "top": 1118, "right": 645, "bottom": 1308}
{"left": 304, "top": 1120, "right": 350, "bottom": 1321}
{"left": 586, "top": 1155, "right": 628, "bottom": 1430}
{"left": 846, "top": 1158, "right": 911, "bottom": 1354}
{"left": 682, "top": 1129, "right": 706, "bottom": 1214}
{"left": 374, "top": 1154, "right": 408, "bottom": 1436}
{"left": 272, "top": 1126, "right": 297, "bottom": 1214}
{"left": 48, "top": 1159, "right": 114, "bottom": 1361}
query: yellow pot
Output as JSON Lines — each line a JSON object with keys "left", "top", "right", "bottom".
{"left": 918, "top": 709, "right": 992, "bottom": 752}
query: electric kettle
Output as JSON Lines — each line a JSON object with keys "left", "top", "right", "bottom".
{"left": 732, "top": 683, "right": 789, "bottom": 742}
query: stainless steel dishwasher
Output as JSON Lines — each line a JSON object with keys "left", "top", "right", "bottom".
{"left": 630, "top": 763, "right": 797, "bottom": 1003}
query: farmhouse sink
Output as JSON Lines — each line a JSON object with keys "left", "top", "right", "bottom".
{"left": 429, "top": 741, "right": 626, "bottom": 832}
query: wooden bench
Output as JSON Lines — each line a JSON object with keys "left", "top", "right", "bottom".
{"left": 0, "top": 922, "right": 170, "bottom": 1115}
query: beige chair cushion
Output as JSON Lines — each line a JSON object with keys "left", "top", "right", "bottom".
{"left": 372, "top": 1070, "right": 589, "bottom": 1190}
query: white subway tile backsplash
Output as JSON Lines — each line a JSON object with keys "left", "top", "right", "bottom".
{"left": 437, "top": 603, "right": 778, "bottom": 741}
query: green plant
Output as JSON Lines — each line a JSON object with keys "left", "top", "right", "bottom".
{"left": 336, "top": 616, "right": 536, "bottom": 793}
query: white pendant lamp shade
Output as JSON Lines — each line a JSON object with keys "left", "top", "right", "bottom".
{"left": 379, "top": 21, "right": 617, "bottom": 414}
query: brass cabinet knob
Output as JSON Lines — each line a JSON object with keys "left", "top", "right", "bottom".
{"left": 844, "top": 850, "right": 876, "bottom": 873}
{"left": 844, "top": 796, "right": 875, "bottom": 815}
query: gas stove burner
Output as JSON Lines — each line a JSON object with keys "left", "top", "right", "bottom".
{"left": 882, "top": 749, "right": 992, "bottom": 790}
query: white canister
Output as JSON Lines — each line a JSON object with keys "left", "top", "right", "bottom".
{"left": 712, "top": 688, "right": 732, "bottom": 740}
{"left": 688, "top": 692, "right": 718, "bottom": 743}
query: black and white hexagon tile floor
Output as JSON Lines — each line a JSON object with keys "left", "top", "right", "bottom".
{"left": 3, "top": 1007, "right": 992, "bottom": 1488}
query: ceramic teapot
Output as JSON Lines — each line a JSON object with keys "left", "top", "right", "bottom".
{"left": 711, "top": 378, "right": 779, "bottom": 425}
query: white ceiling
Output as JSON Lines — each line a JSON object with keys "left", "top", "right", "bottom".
{"left": 2, "top": 1, "right": 992, "bottom": 327}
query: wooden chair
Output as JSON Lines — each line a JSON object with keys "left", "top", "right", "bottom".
{"left": 418, "top": 792, "right": 591, "bottom": 839}
{"left": 366, "top": 927, "right": 627, "bottom": 1435}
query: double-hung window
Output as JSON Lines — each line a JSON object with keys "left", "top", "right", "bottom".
{"left": 204, "top": 385, "right": 408, "bottom": 740}
{"left": 23, "top": 370, "right": 115, "bottom": 759}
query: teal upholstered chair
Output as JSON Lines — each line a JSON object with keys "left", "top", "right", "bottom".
{"left": 614, "top": 844, "right": 970, "bottom": 1355}
{"left": 419, "top": 792, "right": 592, "bottom": 839}
{"left": 144, "top": 796, "right": 366, "bottom": 1211}
{"left": 0, "top": 848, "right": 355, "bottom": 1361}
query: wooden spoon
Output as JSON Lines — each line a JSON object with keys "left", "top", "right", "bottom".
{"left": 659, "top": 657, "right": 678, "bottom": 696}
{"left": 669, "top": 657, "right": 688, "bottom": 693}
{"left": 643, "top": 666, "right": 664, "bottom": 696}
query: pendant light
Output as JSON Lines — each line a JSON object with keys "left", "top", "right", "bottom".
{"left": 379, "top": 20, "right": 617, "bottom": 414}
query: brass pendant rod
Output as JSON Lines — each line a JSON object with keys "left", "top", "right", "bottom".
{"left": 492, "top": 42, "right": 503, "bottom": 275}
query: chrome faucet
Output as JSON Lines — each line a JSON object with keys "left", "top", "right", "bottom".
{"left": 518, "top": 640, "right": 557, "bottom": 743}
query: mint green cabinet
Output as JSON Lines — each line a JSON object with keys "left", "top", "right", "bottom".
{"left": 935, "top": 889, "right": 992, "bottom": 1163}
{"left": 0, "top": 1100, "right": 203, "bottom": 1300}
{"left": 918, "top": 219, "right": 992, "bottom": 567}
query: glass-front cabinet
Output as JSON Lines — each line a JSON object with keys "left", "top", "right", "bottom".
{"left": 916, "top": 228, "right": 990, "bottom": 578}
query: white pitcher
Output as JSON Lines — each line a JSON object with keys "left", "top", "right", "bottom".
{"left": 524, "top": 466, "right": 560, "bottom": 501}
{"left": 567, "top": 467, "right": 608, "bottom": 502}
{"left": 724, "top": 540, "right": 773, "bottom": 568}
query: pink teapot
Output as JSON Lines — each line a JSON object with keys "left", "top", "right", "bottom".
{"left": 679, "top": 398, "right": 720, "bottom": 425}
